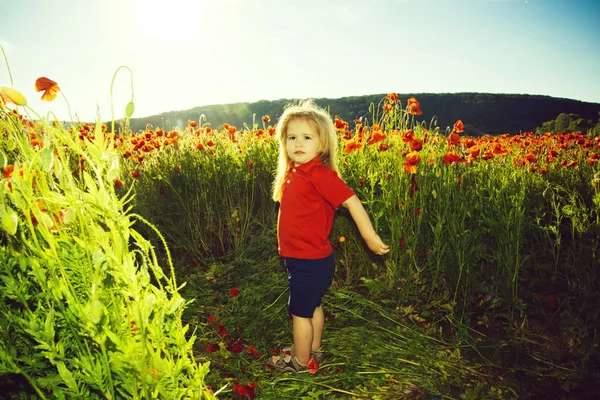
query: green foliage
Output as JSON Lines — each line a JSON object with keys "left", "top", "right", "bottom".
{"left": 124, "top": 129, "right": 278, "bottom": 260}
{"left": 537, "top": 111, "right": 598, "bottom": 134}
{"left": 0, "top": 111, "right": 214, "bottom": 399}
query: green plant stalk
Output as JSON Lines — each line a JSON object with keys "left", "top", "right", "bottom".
{"left": 110, "top": 65, "right": 135, "bottom": 134}
{"left": 0, "top": 42, "right": 14, "bottom": 86}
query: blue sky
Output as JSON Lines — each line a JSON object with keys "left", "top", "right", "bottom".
{"left": 1, "top": 0, "right": 599, "bottom": 122}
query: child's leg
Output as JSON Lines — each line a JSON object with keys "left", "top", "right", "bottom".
{"left": 311, "top": 305, "right": 324, "bottom": 351}
{"left": 292, "top": 314, "right": 313, "bottom": 364}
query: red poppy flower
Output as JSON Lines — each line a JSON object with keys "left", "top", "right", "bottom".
{"left": 482, "top": 151, "right": 494, "bottom": 161}
{"left": 188, "top": 120, "right": 199, "bottom": 128}
{"left": 379, "top": 143, "right": 389, "bottom": 151}
{"left": 406, "top": 97, "right": 423, "bottom": 115}
{"left": 448, "top": 133, "right": 461, "bottom": 146}
{"left": 401, "top": 129, "right": 415, "bottom": 143}
{"left": 467, "top": 145, "right": 480, "bottom": 158}
{"left": 492, "top": 142, "right": 508, "bottom": 156}
{"left": 114, "top": 179, "right": 124, "bottom": 189}
{"left": 229, "top": 287, "right": 239, "bottom": 297}
{"left": 532, "top": 293, "right": 559, "bottom": 312}
{"left": 367, "top": 131, "right": 386, "bottom": 145}
{"left": 307, "top": 357, "right": 319, "bottom": 375}
{"left": 3, "top": 165, "right": 15, "bottom": 179}
{"left": 344, "top": 140, "right": 362, "bottom": 154}
{"left": 207, "top": 315, "right": 216, "bottom": 323}
{"left": 382, "top": 103, "right": 393, "bottom": 113}
{"left": 442, "top": 152, "right": 463, "bottom": 165}
{"left": 386, "top": 92, "right": 399, "bottom": 103}
{"left": 131, "top": 170, "right": 141, "bottom": 178}
{"left": 217, "top": 324, "right": 228, "bottom": 337}
{"left": 35, "top": 77, "right": 60, "bottom": 101}
{"left": 262, "top": 115, "right": 270, "bottom": 123}
{"left": 400, "top": 237, "right": 406, "bottom": 249}
{"left": 335, "top": 117, "right": 348, "bottom": 130}
{"left": 452, "top": 120, "right": 464, "bottom": 133}
{"left": 196, "top": 142, "right": 205, "bottom": 150}
{"left": 524, "top": 153, "right": 537, "bottom": 164}
{"left": 233, "top": 382, "right": 258, "bottom": 399}
{"left": 403, "top": 152, "right": 421, "bottom": 174}
{"left": 229, "top": 340, "right": 245, "bottom": 353}
{"left": 206, "top": 343, "right": 220, "bottom": 352}
{"left": 410, "top": 140, "right": 423, "bottom": 151}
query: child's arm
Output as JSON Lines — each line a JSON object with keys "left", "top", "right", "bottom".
{"left": 342, "top": 195, "right": 390, "bottom": 255}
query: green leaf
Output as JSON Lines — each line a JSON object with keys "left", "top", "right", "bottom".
{"left": 39, "top": 212, "right": 54, "bottom": 230}
{"left": 0, "top": 150, "right": 6, "bottom": 168}
{"left": 57, "top": 361, "right": 78, "bottom": 392}
{"left": 106, "top": 157, "right": 119, "bottom": 182}
{"left": 125, "top": 101, "right": 135, "bottom": 118}
{"left": 82, "top": 171, "right": 98, "bottom": 197}
{"left": 63, "top": 207, "right": 76, "bottom": 225}
{"left": 39, "top": 148, "right": 54, "bottom": 173}
{"left": 167, "top": 296, "right": 185, "bottom": 315}
{"left": 1, "top": 208, "right": 18, "bottom": 235}
{"left": 89, "top": 299, "right": 104, "bottom": 325}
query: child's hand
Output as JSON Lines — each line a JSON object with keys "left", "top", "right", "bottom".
{"left": 366, "top": 234, "right": 390, "bottom": 256}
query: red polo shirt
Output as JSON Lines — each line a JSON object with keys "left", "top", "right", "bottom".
{"left": 277, "top": 157, "right": 355, "bottom": 259}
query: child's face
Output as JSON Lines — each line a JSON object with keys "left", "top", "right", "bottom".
{"left": 286, "top": 119, "right": 321, "bottom": 166}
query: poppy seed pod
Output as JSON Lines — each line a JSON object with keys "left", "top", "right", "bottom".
{"left": 0, "top": 86, "right": 27, "bottom": 106}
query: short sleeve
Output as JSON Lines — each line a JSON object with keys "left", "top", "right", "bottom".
{"left": 310, "top": 166, "right": 355, "bottom": 208}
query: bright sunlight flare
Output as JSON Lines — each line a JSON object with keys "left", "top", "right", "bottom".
{"left": 132, "top": 0, "right": 205, "bottom": 44}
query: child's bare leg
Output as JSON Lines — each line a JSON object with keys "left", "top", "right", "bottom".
{"left": 292, "top": 314, "right": 312, "bottom": 364}
{"left": 311, "top": 305, "right": 324, "bottom": 351}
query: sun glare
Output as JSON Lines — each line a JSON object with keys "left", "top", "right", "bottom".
{"left": 132, "top": 0, "right": 204, "bottom": 44}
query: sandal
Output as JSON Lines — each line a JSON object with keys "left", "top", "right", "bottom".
{"left": 281, "top": 344, "right": 327, "bottom": 364}
{"left": 312, "top": 348, "right": 327, "bottom": 364}
{"left": 268, "top": 353, "right": 319, "bottom": 374}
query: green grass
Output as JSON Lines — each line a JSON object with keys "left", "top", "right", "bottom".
{"left": 174, "top": 234, "right": 599, "bottom": 399}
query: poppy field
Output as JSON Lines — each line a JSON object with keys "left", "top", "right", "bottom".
{"left": 1, "top": 72, "right": 600, "bottom": 399}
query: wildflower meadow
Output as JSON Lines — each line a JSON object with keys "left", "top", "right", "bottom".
{"left": 1, "top": 62, "right": 600, "bottom": 399}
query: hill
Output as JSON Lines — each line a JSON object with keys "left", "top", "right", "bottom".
{"left": 126, "top": 92, "right": 600, "bottom": 135}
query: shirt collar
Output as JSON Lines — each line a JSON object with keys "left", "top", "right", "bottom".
{"left": 289, "top": 156, "right": 322, "bottom": 173}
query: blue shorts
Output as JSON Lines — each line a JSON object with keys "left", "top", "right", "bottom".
{"left": 285, "top": 254, "right": 335, "bottom": 318}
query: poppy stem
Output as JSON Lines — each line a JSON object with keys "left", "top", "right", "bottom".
{"left": 0, "top": 42, "right": 14, "bottom": 86}
{"left": 60, "top": 91, "right": 73, "bottom": 123}
{"left": 110, "top": 65, "right": 135, "bottom": 134}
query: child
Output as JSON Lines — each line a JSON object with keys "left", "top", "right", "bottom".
{"left": 268, "top": 100, "right": 390, "bottom": 372}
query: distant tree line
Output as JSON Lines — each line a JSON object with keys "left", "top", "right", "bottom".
{"left": 119, "top": 93, "right": 600, "bottom": 136}
{"left": 536, "top": 112, "right": 600, "bottom": 135}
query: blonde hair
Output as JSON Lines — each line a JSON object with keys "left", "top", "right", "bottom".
{"left": 272, "top": 99, "right": 340, "bottom": 202}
